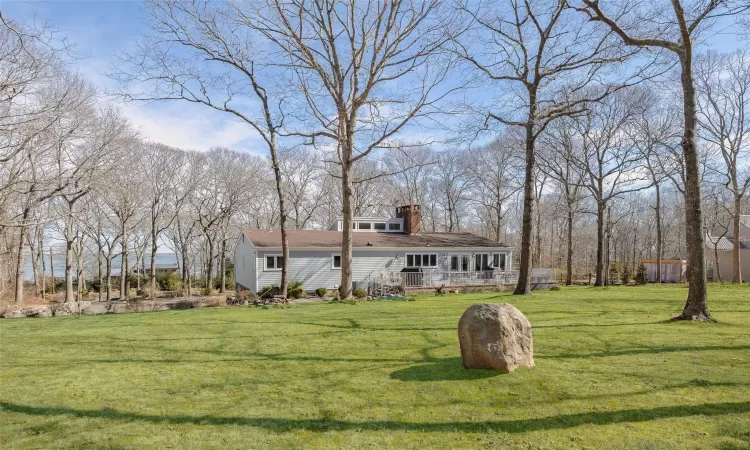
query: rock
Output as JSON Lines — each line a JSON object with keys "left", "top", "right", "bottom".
{"left": 54, "top": 301, "right": 92, "bottom": 316}
{"left": 5, "top": 305, "right": 53, "bottom": 318}
{"left": 458, "top": 303, "right": 534, "bottom": 373}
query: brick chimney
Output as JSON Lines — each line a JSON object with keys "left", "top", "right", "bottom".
{"left": 395, "top": 204, "right": 422, "bottom": 235}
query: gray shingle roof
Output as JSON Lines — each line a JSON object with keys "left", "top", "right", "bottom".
{"left": 242, "top": 229, "right": 511, "bottom": 249}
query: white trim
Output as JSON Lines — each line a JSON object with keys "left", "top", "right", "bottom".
{"left": 263, "top": 254, "right": 283, "bottom": 271}
{"left": 331, "top": 253, "right": 342, "bottom": 270}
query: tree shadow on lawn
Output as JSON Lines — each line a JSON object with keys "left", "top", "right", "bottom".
{"left": 2, "top": 400, "right": 749, "bottom": 434}
{"left": 545, "top": 344, "right": 750, "bottom": 359}
{"left": 389, "top": 357, "right": 505, "bottom": 382}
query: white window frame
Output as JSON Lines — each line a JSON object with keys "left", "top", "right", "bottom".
{"left": 405, "top": 253, "right": 438, "bottom": 268}
{"left": 264, "top": 254, "right": 283, "bottom": 271}
{"left": 493, "top": 253, "right": 507, "bottom": 270}
{"left": 331, "top": 253, "right": 342, "bottom": 270}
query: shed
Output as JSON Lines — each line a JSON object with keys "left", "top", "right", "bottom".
{"left": 640, "top": 259, "right": 686, "bottom": 283}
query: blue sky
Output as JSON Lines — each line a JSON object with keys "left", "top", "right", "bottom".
{"left": 3, "top": 0, "right": 268, "bottom": 154}
{"left": 2, "top": 1, "right": 746, "bottom": 154}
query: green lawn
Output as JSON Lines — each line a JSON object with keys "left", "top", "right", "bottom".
{"left": 1, "top": 285, "right": 749, "bottom": 449}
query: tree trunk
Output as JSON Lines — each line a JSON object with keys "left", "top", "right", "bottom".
{"left": 340, "top": 159, "right": 354, "bottom": 299}
{"left": 566, "top": 202, "right": 573, "bottom": 286}
{"left": 206, "top": 237, "right": 214, "bottom": 292}
{"left": 594, "top": 200, "right": 605, "bottom": 286}
{"left": 29, "top": 231, "right": 41, "bottom": 297}
{"left": 14, "top": 210, "right": 30, "bottom": 305}
{"left": 655, "top": 182, "right": 662, "bottom": 283}
{"left": 514, "top": 118, "right": 536, "bottom": 295}
{"left": 732, "top": 196, "right": 742, "bottom": 283}
{"left": 219, "top": 237, "right": 226, "bottom": 293}
{"left": 150, "top": 231, "right": 158, "bottom": 297}
{"left": 673, "top": 52, "right": 712, "bottom": 321}
{"left": 65, "top": 219, "right": 74, "bottom": 303}
{"left": 106, "top": 254, "right": 112, "bottom": 302}
{"left": 50, "top": 247, "right": 55, "bottom": 295}
{"left": 714, "top": 243, "right": 721, "bottom": 282}
{"left": 120, "top": 232, "right": 128, "bottom": 300}
{"left": 97, "top": 221, "right": 103, "bottom": 302}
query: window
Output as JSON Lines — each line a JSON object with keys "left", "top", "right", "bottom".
{"left": 406, "top": 253, "right": 437, "bottom": 268}
{"left": 494, "top": 253, "right": 506, "bottom": 270}
{"left": 374, "top": 222, "right": 386, "bottom": 230}
{"left": 352, "top": 222, "right": 357, "bottom": 229}
{"left": 332, "top": 254, "right": 341, "bottom": 269}
{"left": 475, "top": 254, "right": 490, "bottom": 271}
{"left": 388, "top": 223, "right": 401, "bottom": 231}
{"left": 264, "top": 255, "right": 283, "bottom": 271}
{"left": 358, "top": 222, "right": 372, "bottom": 230}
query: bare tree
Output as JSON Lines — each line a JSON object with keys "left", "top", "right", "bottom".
{"left": 538, "top": 118, "right": 585, "bottom": 284}
{"left": 468, "top": 137, "right": 522, "bottom": 242}
{"left": 249, "top": 0, "right": 454, "bottom": 298}
{"left": 570, "top": 88, "right": 652, "bottom": 285}
{"left": 452, "top": 0, "right": 644, "bottom": 294}
{"left": 576, "top": 0, "right": 750, "bottom": 322}
{"left": 695, "top": 50, "right": 750, "bottom": 283}
{"left": 114, "top": 0, "right": 293, "bottom": 297}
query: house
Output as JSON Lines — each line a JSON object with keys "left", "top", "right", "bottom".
{"left": 706, "top": 215, "right": 750, "bottom": 282}
{"left": 234, "top": 205, "right": 518, "bottom": 294}
{"left": 639, "top": 259, "right": 686, "bottom": 283}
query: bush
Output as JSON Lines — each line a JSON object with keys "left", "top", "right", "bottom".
{"left": 288, "top": 281, "right": 305, "bottom": 299}
{"left": 353, "top": 287, "right": 367, "bottom": 299}
{"left": 236, "top": 290, "right": 255, "bottom": 302}
{"left": 621, "top": 265, "right": 632, "bottom": 285}
{"left": 635, "top": 263, "right": 648, "bottom": 285}
{"left": 80, "top": 288, "right": 89, "bottom": 297}
{"left": 608, "top": 262, "right": 621, "bottom": 285}
{"left": 259, "top": 285, "right": 278, "bottom": 299}
{"left": 549, "top": 286, "right": 561, "bottom": 291}
{"left": 201, "top": 287, "right": 212, "bottom": 296}
{"left": 315, "top": 287, "right": 328, "bottom": 298}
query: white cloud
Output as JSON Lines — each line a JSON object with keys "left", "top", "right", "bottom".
{"left": 119, "top": 102, "right": 266, "bottom": 155}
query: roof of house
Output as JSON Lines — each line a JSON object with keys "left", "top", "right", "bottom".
{"left": 706, "top": 235, "right": 749, "bottom": 251}
{"left": 241, "top": 229, "right": 511, "bottom": 249}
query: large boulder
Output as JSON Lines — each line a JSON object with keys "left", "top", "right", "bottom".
{"left": 5, "top": 305, "right": 53, "bottom": 318}
{"left": 458, "top": 303, "right": 534, "bottom": 373}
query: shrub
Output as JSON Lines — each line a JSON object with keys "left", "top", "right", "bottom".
{"left": 608, "top": 262, "right": 621, "bottom": 285}
{"left": 315, "top": 287, "right": 328, "bottom": 298}
{"left": 201, "top": 287, "right": 212, "bottom": 296}
{"left": 635, "top": 263, "right": 648, "bottom": 285}
{"left": 287, "top": 281, "right": 305, "bottom": 299}
{"left": 80, "top": 288, "right": 89, "bottom": 297}
{"left": 353, "top": 287, "right": 367, "bottom": 299}
{"left": 259, "top": 286, "right": 278, "bottom": 299}
{"left": 621, "top": 265, "right": 632, "bottom": 285}
{"left": 236, "top": 290, "right": 255, "bottom": 302}
{"left": 162, "top": 271, "right": 182, "bottom": 292}
{"left": 549, "top": 286, "right": 561, "bottom": 291}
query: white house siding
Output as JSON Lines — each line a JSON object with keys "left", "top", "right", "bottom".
{"left": 256, "top": 250, "right": 404, "bottom": 291}
{"left": 233, "top": 236, "right": 257, "bottom": 292}
{"left": 248, "top": 248, "right": 512, "bottom": 293}
{"left": 712, "top": 249, "right": 750, "bottom": 282}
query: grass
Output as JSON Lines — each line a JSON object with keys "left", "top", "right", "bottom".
{"left": 1, "top": 284, "right": 749, "bottom": 449}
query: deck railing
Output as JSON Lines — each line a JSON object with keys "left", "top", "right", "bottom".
{"left": 381, "top": 269, "right": 555, "bottom": 288}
